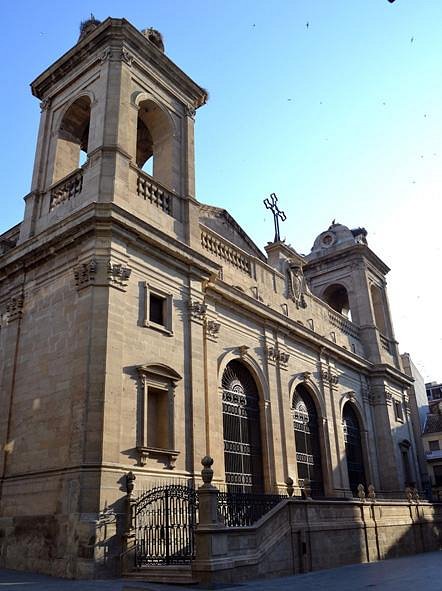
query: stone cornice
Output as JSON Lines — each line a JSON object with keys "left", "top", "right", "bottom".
{"left": 31, "top": 18, "right": 207, "bottom": 108}
{"left": 304, "top": 243, "right": 390, "bottom": 277}
{"left": 0, "top": 203, "right": 220, "bottom": 283}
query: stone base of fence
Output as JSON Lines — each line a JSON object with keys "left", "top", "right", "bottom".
{"left": 192, "top": 497, "right": 442, "bottom": 586}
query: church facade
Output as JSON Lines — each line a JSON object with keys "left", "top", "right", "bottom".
{"left": 0, "top": 17, "right": 424, "bottom": 577}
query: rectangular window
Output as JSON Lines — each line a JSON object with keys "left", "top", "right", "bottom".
{"left": 149, "top": 293, "right": 165, "bottom": 325}
{"left": 434, "top": 465, "right": 442, "bottom": 486}
{"left": 429, "top": 440, "right": 440, "bottom": 452}
{"left": 394, "top": 400, "right": 404, "bottom": 422}
{"left": 142, "top": 281, "right": 173, "bottom": 334}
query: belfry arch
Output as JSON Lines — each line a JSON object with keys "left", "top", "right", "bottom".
{"left": 292, "top": 384, "right": 324, "bottom": 496}
{"left": 136, "top": 98, "right": 174, "bottom": 187}
{"left": 221, "top": 360, "right": 264, "bottom": 493}
{"left": 53, "top": 95, "right": 91, "bottom": 183}
{"left": 323, "top": 283, "right": 352, "bottom": 320}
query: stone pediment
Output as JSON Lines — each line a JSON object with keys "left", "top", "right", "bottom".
{"left": 199, "top": 205, "right": 266, "bottom": 261}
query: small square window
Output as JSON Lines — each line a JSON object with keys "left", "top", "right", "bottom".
{"left": 143, "top": 281, "right": 173, "bottom": 334}
{"left": 429, "top": 440, "right": 440, "bottom": 452}
{"left": 394, "top": 400, "right": 404, "bottom": 422}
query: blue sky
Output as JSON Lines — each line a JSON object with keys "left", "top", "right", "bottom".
{"left": 0, "top": 1, "right": 441, "bottom": 381}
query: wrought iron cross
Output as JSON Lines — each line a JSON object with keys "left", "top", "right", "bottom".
{"left": 263, "top": 193, "right": 286, "bottom": 242}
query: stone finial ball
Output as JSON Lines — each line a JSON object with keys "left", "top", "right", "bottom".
{"left": 201, "top": 456, "right": 214, "bottom": 468}
{"left": 141, "top": 28, "right": 165, "bottom": 52}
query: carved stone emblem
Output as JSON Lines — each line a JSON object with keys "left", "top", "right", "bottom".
{"left": 286, "top": 260, "right": 308, "bottom": 309}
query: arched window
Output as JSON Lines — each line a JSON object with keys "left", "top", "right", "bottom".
{"left": 323, "top": 283, "right": 352, "bottom": 320}
{"left": 53, "top": 96, "right": 91, "bottom": 183}
{"left": 292, "top": 384, "right": 324, "bottom": 496}
{"left": 136, "top": 99, "right": 173, "bottom": 187}
{"left": 222, "top": 360, "right": 264, "bottom": 493}
{"left": 342, "top": 403, "right": 366, "bottom": 495}
{"left": 370, "top": 284, "right": 387, "bottom": 335}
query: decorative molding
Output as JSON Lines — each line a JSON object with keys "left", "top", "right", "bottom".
{"left": 188, "top": 300, "right": 207, "bottom": 320}
{"left": 74, "top": 259, "right": 97, "bottom": 290}
{"left": 6, "top": 293, "right": 24, "bottom": 322}
{"left": 107, "top": 262, "right": 132, "bottom": 290}
{"left": 369, "top": 388, "right": 393, "bottom": 406}
{"left": 361, "top": 385, "right": 371, "bottom": 404}
{"left": 320, "top": 366, "right": 339, "bottom": 389}
{"left": 206, "top": 320, "right": 221, "bottom": 340}
{"left": 266, "top": 345, "right": 290, "bottom": 368}
{"left": 99, "top": 48, "right": 111, "bottom": 63}
{"left": 138, "top": 446, "right": 179, "bottom": 469}
{"left": 121, "top": 48, "right": 134, "bottom": 66}
{"left": 185, "top": 105, "right": 196, "bottom": 119}
{"left": 40, "top": 97, "right": 51, "bottom": 111}
{"left": 238, "top": 345, "right": 249, "bottom": 359}
{"left": 344, "top": 390, "right": 357, "bottom": 403}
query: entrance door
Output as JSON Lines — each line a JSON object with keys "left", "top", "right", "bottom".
{"left": 222, "top": 360, "right": 264, "bottom": 493}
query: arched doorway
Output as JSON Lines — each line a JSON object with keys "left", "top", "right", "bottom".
{"left": 222, "top": 360, "right": 264, "bottom": 493}
{"left": 292, "top": 384, "right": 324, "bottom": 496}
{"left": 342, "top": 403, "right": 366, "bottom": 495}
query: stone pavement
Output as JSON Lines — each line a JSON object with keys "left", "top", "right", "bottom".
{"left": 0, "top": 551, "right": 441, "bottom": 591}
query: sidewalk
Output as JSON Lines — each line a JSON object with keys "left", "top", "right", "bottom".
{"left": 0, "top": 551, "right": 441, "bottom": 591}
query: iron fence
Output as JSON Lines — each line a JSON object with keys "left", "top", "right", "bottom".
{"left": 217, "top": 491, "right": 287, "bottom": 526}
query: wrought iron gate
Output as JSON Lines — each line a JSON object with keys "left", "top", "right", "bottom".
{"left": 133, "top": 484, "right": 198, "bottom": 566}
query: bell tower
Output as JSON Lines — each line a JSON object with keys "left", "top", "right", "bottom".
{"left": 19, "top": 17, "right": 207, "bottom": 243}
{"left": 304, "top": 222, "right": 400, "bottom": 368}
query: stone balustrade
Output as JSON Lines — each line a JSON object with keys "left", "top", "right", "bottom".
{"left": 49, "top": 168, "right": 83, "bottom": 211}
{"left": 200, "top": 228, "right": 251, "bottom": 274}
{"left": 328, "top": 309, "right": 360, "bottom": 339}
{"left": 136, "top": 170, "right": 173, "bottom": 216}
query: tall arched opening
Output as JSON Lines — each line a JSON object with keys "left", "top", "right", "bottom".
{"left": 53, "top": 95, "right": 91, "bottom": 183}
{"left": 292, "top": 384, "right": 324, "bottom": 496}
{"left": 222, "top": 360, "right": 264, "bottom": 493}
{"left": 370, "top": 284, "right": 387, "bottom": 334}
{"left": 342, "top": 403, "right": 366, "bottom": 495}
{"left": 136, "top": 99, "right": 174, "bottom": 186}
{"left": 323, "top": 283, "right": 352, "bottom": 320}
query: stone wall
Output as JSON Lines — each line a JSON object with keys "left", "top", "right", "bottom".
{"left": 193, "top": 498, "right": 442, "bottom": 585}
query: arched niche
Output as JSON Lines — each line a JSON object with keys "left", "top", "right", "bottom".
{"left": 136, "top": 98, "right": 174, "bottom": 187}
{"left": 53, "top": 95, "right": 91, "bottom": 183}
{"left": 322, "top": 283, "right": 352, "bottom": 320}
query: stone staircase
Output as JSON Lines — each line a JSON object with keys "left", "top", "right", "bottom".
{"left": 122, "top": 564, "right": 197, "bottom": 585}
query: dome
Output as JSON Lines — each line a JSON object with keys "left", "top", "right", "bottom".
{"left": 308, "top": 222, "right": 367, "bottom": 259}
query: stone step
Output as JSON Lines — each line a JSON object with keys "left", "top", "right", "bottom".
{"left": 123, "top": 564, "right": 197, "bottom": 585}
